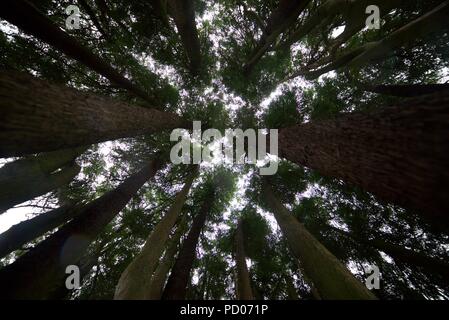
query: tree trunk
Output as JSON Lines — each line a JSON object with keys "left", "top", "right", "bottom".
{"left": 329, "top": 226, "right": 449, "bottom": 285}
{"left": 0, "top": 159, "right": 161, "bottom": 299}
{"left": 278, "top": 91, "right": 449, "bottom": 226}
{"left": 262, "top": 180, "right": 377, "bottom": 300}
{"left": 0, "top": 147, "right": 85, "bottom": 212}
{"left": 167, "top": 0, "right": 202, "bottom": 74}
{"left": 0, "top": 0, "right": 154, "bottom": 104}
{"left": 234, "top": 218, "right": 254, "bottom": 300}
{"left": 146, "top": 220, "right": 186, "bottom": 300}
{"left": 162, "top": 192, "right": 214, "bottom": 300}
{"left": 0, "top": 72, "right": 187, "bottom": 157}
{"left": 114, "top": 170, "right": 197, "bottom": 300}
{"left": 0, "top": 205, "right": 83, "bottom": 259}
{"left": 364, "top": 83, "right": 449, "bottom": 97}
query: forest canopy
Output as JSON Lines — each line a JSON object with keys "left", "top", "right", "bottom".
{"left": 0, "top": 0, "right": 448, "bottom": 301}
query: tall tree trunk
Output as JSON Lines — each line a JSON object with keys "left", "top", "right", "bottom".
{"left": 279, "top": 91, "right": 449, "bottom": 226}
{"left": 262, "top": 180, "right": 376, "bottom": 300}
{"left": 162, "top": 192, "right": 214, "bottom": 300}
{"left": 0, "top": 147, "right": 85, "bottom": 212}
{"left": 234, "top": 218, "right": 254, "bottom": 300}
{"left": 328, "top": 226, "right": 449, "bottom": 285}
{"left": 0, "top": 0, "right": 154, "bottom": 104}
{"left": 114, "top": 170, "right": 197, "bottom": 300}
{"left": 0, "top": 72, "right": 187, "bottom": 157}
{"left": 167, "top": 0, "right": 202, "bottom": 74}
{"left": 0, "top": 159, "right": 161, "bottom": 299}
{"left": 364, "top": 83, "right": 449, "bottom": 97}
{"left": 0, "top": 205, "right": 83, "bottom": 259}
{"left": 146, "top": 220, "right": 186, "bottom": 300}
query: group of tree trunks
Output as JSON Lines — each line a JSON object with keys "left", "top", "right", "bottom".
{"left": 0, "top": 0, "right": 448, "bottom": 300}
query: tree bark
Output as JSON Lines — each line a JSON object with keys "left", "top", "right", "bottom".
{"left": 234, "top": 218, "right": 254, "bottom": 300}
{"left": 167, "top": 0, "right": 202, "bottom": 75}
{"left": 0, "top": 0, "right": 154, "bottom": 104}
{"left": 278, "top": 91, "right": 449, "bottom": 226}
{"left": 0, "top": 205, "right": 83, "bottom": 259}
{"left": 0, "top": 72, "right": 187, "bottom": 157}
{"left": 146, "top": 220, "right": 186, "bottom": 300}
{"left": 0, "top": 159, "right": 161, "bottom": 299}
{"left": 162, "top": 191, "right": 214, "bottom": 300}
{"left": 262, "top": 180, "right": 377, "bottom": 300}
{"left": 0, "top": 147, "right": 85, "bottom": 212}
{"left": 114, "top": 170, "right": 197, "bottom": 300}
{"left": 328, "top": 226, "right": 449, "bottom": 285}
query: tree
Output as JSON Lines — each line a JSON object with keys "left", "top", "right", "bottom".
{"left": 234, "top": 217, "right": 254, "bottom": 300}
{"left": 0, "top": 147, "right": 85, "bottom": 212}
{"left": 0, "top": 158, "right": 161, "bottom": 299}
{"left": 114, "top": 169, "right": 197, "bottom": 299}
{"left": 0, "top": 205, "right": 82, "bottom": 259}
{"left": 328, "top": 225, "right": 449, "bottom": 286}
{"left": 162, "top": 189, "right": 214, "bottom": 300}
{"left": 262, "top": 178, "right": 376, "bottom": 300}
{"left": 146, "top": 219, "right": 186, "bottom": 299}
{"left": 166, "top": 0, "right": 202, "bottom": 74}
{"left": 279, "top": 91, "right": 449, "bottom": 226}
{"left": 0, "top": 72, "right": 187, "bottom": 157}
{"left": 0, "top": 0, "right": 155, "bottom": 104}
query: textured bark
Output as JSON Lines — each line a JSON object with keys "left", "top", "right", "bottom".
{"left": 348, "top": 1, "right": 449, "bottom": 68}
{"left": 114, "top": 172, "right": 196, "bottom": 300}
{"left": 146, "top": 221, "right": 186, "bottom": 300}
{"left": 0, "top": 0, "right": 153, "bottom": 104}
{"left": 0, "top": 205, "right": 82, "bottom": 259}
{"left": 262, "top": 180, "right": 377, "bottom": 300}
{"left": 167, "top": 0, "right": 202, "bottom": 74}
{"left": 0, "top": 72, "right": 187, "bottom": 157}
{"left": 365, "top": 83, "right": 449, "bottom": 97}
{"left": 244, "top": 0, "right": 311, "bottom": 74}
{"left": 0, "top": 159, "right": 161, "bottom": 299}
{"left": 234, "top": 219, "right": 254, "bottom": 300}
{"left": 162, "top": 192, "right": 214, "bottom": 300}
{"left": 0, "top": 147, "right": 85, "bottom": 212}
{"left": 279, "top": 91, "right": 449, "bottom": 225}
{"left": 329, "top": 226, "right": 449, "bottom": 285}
